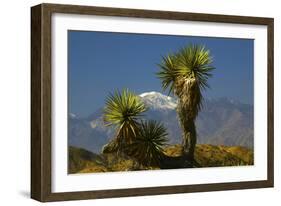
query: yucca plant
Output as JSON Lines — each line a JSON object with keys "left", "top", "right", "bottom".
{"left": 157, "top": 44, "right": 215, "bottom": 160}
{"left": 129, "top": 120, "right": 168, "bottom": 167}
{"left": 103, "top": 89, "right": 147, "bottom": 153}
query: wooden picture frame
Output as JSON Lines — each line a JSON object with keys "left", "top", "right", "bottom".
{"left": 31, "top": 3, "right": 274, "bottom": 202}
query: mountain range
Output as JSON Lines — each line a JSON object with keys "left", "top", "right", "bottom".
{"left": 69, "top": 91, "right": 253, "bottom": 153}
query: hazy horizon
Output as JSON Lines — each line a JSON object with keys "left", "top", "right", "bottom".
{"left": 69, "top": 91, "right": 253, "bottom": 119}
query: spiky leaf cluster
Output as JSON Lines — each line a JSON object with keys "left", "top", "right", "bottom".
{"left": 104, "top": 89, "right": 147, "bottom": 147}
{"left": 103, "top": 90, "right": 168, "bottom": 166}
{"left": 157, "top": 44, "right": 215, "bottom": 119}
{"left": 129, "top": 120, "right": 168, "bottom": 166}
{"left": 157, "top": 44, "right": 215, "bottom": 95}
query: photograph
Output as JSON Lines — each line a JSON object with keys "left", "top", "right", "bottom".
{"left": 67, "top": 31, "right": 254, "bottom": 174}
{"left": 30, "top": 3, "right": 273, "bottom": 202}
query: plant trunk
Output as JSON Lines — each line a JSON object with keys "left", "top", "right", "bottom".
{"left": 177, "top": 103, "right": 197, "bottom": 160}
{"left": 182, "top": 119, "right": 196, "bottom": 160}
{"left": 174, "top": 77, "right": 200, "bottom": 161}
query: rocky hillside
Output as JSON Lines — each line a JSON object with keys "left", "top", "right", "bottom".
{"left": 69, "top": 145, "right": 254, "bottom": 174}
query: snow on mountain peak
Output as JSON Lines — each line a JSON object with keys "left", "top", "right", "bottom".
{"left": 69, "top": 113, "right": 77, "bottom": 118}
{"left": 139, "top": 91, "right": 159, "bottom": 97}
{"left": 139, "top": 91, "right": 177, "bottom": 110}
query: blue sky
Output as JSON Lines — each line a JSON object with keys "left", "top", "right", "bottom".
{"left": 68, "top": 31, "right": 254, "bottom": 117}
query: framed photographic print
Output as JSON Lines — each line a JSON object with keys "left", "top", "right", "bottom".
{"left": 31, "top": 3, "right": 274, "bottom": 202}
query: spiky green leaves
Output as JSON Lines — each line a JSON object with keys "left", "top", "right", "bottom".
{"left": 104, "top": 89, "right": 147, "bottom": 146}
{"left": 157, "top": 44, "right": 215, "bottom": 94}
{"left": 177, "top": 45, "right": 214, "bottom": 90}
{"left": 103, "top": 90, "right": 168, "bottom": 166}
{"left": 157, "top": 54, "right": 179, "bottom": 95}
{"left": 129, "top": 120, "right": 168, "bottom": 166}
{"left": 104, "top": 89, "right": 147, "bottom": 127}
{"left": 157, "top": 44, "right": 215, "bottom": 158}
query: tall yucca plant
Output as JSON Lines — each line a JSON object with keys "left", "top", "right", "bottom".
{"left": 157, "top": 44, "right": 215, "bottom": 160}
{"left": 103, "top": 89, "right": 147, "bottom": 153}
{"left": 129, "top": 120, "right": 168, "bottom": 166}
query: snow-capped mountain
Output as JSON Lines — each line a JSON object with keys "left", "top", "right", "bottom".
{"left": 69, "top": 113, "right": 78, "bottom": 119}
{"left": 139, "top": 91, "right": 177, "bottom": 110}
{"left": 68, "top": 91, "right": 253, "bottom": 153}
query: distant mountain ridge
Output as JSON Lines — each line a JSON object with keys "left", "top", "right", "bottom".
{"left": 69, "top": 91, "right": 253, "bottom": 153}
{"left": 140, "top": 91, "right": 177, "bottom": 110}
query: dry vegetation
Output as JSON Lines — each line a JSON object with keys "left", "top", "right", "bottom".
{"left": 69, "top": 144, "right": 253, "bottom": 174}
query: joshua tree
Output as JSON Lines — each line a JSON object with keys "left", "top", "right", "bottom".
{"left": 157, "top": 44, "right": 215, "bottom": 160}
{"left": 129, "top": 120, "right": 168, "bottom": 167}
{"left": 103, "top": 89, "right": 147, "bottom": 153}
